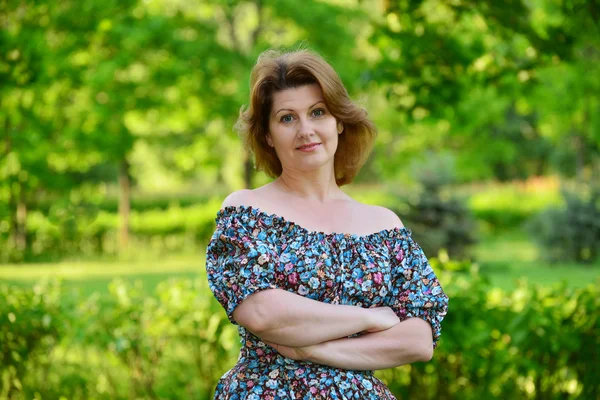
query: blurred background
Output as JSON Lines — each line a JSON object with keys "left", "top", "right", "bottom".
{"left": 0, "top": 0, "right": 599, "bottom": 399}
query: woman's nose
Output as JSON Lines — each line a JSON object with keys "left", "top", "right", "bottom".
{"left": 297, "top": 118, "right": 315, "bottom": 137}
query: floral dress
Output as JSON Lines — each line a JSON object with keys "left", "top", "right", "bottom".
{"left": 206, "top": 205, "right": 449, "bottom": 400}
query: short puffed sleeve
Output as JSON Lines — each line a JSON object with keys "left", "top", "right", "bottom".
{"left": 389, "top": 233, "right": 449, "bottom": 348}
{"left": 205, "top": 212, "right": 280, "bottom": 325}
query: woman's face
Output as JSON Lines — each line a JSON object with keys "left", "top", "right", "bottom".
{"left": 267, "top": 84, "right": 341, "bottom": 174}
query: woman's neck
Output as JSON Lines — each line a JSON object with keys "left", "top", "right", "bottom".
{"left": 276, "top": 170, "right": 344, "bottom": 203}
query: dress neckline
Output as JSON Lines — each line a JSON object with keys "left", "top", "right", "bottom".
{"left": 217, "top": 205, "right": 410, "bottom": 240}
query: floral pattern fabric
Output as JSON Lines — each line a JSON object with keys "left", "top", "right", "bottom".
{"left": 206, "top": 205, "right": 449, "bottom": 400}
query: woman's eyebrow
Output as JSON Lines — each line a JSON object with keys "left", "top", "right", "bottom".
{"left": 275, "top": 100, "right": 325, "bottom": 116}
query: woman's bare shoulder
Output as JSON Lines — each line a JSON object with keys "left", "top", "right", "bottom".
{"left": 221, "top": 184, "right": 276, "bottom": 209}
{"left": 221, "top": 189, "right": 256, "bottom": 208}
{"left": 360, "top": 203, "right": 405, "bottom": 231}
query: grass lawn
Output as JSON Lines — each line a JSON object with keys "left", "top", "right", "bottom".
{"left": 1, "top": 230, "right": 598, "bottom": 296}
{"left": 0, "top": 254, "right": 203, "bottom": 296}
{"left": 475, "top": 228, "right": 600, "bottom": 290}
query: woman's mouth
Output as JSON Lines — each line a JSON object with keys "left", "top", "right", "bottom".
{"left": 297, "top": 143, "right": 321, "bottom": 152}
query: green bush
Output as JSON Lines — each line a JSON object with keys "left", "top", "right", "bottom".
{"left": 377, "top": 273, "right": 599, "bottom": 399}
{"left": 33, "top": 192, "right": 218, "bottom": 214}
{"left": 468, "top": 180, "right": 562, "bottom": 231}
{"left": 0, "top": 280, "right": 71, "bottom": 399}
{"left": 18, "top": 198, "right": 222, "bottom": 261}
{"left": 1, "top": 269, "right": 598, "bottom": 399}
{"left": 527, "top": 182, "right": 600, "bottom": 263}
{"left": 395, "top": 154, "right": 478, "bottom": 261}
{"left": 1, "top": 277, "right": 240, "bottom": 400}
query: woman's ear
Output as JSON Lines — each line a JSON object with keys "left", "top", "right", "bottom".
{"left": 266, "top": 134, "right": 274, "bottom": 147}
{"left": 337, "top": 121, "right": 344, "bottom": 134}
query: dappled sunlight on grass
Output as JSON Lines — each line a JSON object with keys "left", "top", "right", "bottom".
{"left": 0, "top": 254, "right": 205, "bottom": 296}
{"left": 2, "top": 230, "right": 598, "bottom": 295}
{"left": 475, "top": 229, "right": 600, "bottom": 290}
{"left": 0, "top": 254, "right": 203, "bottom": 280}
{"left": 475, "top": 229, "right": 539, "bottom": 262}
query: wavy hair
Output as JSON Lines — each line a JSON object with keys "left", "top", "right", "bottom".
{"left": 236, "top": 49, "right": 377, "bottom": 186}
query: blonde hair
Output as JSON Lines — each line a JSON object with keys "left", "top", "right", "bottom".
{"left": 236, "top": 49, "right": 377, "bottom": 186}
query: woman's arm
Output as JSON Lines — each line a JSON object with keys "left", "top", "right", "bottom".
{"left": 234, "top": 289, "right": 399, "bottom": 347}
{"left": 267, "top": 318, "right": 434, "bottom": 370}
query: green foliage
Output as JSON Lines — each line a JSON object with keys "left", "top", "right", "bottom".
{"left": 0, "top": 280, "right": 71, "bottom": 399}
{"left": 5, "top": 199, "right": 222, "bottom": 261}
{"left": 378, "top": 274, "right": 600, "bottom": 399}
{"left": 395, "top": 154, "right": 478, "bottom": 261}
{"left": 527, "top": 182, "right": 600, "bottom": 263}
{"left": 429, "top": 253, "right": 475, "bottom": 273}
{"left": 468, "top": 178, "right": 563, "bottom": 231}
{"left": 0, "top": 271, "right": 598, "bottom": 399}
{"left": 366, "top": 0, "right": 599, "bottom": 182}
{"left": 0, "top": 277, "right": 240, "bottom": 399}
{"left": 32, "top": 192, "right": 215, "bottom": 214}
{"left": 74, "top": 278, "right": 238, "bottom": 399}
{"left": 1, "top": 0, "right": 599, "bottom": 263}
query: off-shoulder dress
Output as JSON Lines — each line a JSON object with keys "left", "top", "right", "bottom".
{"left": 205, "top": 205, "right": 449, "bottom": 400}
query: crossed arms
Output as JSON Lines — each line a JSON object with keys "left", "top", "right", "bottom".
{"left": 233, "top": 288, "right": 434, "bottom": 371}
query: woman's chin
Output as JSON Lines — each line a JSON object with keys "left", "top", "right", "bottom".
{"left": 298, "top": 160, "right": 335, "bottom": 173}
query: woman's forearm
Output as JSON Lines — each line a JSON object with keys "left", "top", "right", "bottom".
{"left": 233, "top": 289, "right": 389, "bottom": 347}
{"left": 305, "top": 318, "right": 434, "bottom": 371}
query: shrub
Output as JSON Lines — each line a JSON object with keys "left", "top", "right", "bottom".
{"left": 0, "top": 280, "right": 71, "bottom": 399}
{"left": 1, "top": 270, "right": 598, "bottom": 399}
{"left": 72, "top": 278, "right": 239, "bottom": 399}
{"left": 18, "top": 198, "right": 223, "bottom": 261}
{"left": 378, "top": 273, "right": 599, "bottom": 399}
{"left": 468, "top": 178, "right": 562, "bottom": 231}
{"left": 397, "top": 154, "right": 478, "bottom": 260}
{"left": 527, "top": 181, "right": 600, "bottom": 263}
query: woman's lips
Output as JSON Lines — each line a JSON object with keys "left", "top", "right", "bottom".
{"left": 297, "top": 143, "right": 321, "bottom": 152}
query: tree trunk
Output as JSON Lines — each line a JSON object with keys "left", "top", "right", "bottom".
{"left": 15, "top": 187, "right": 27, "bottom": 252}
{"left": 244, "top": 151, "right": 253, "bottom": 189}
{"left": 574, "top": 133, "right": 585, "bottom": 179}
{"left": 4, "top": 129, "right": 26, "bottom": 256}
{"left": 118, "top": 158, "right": 130, "bottom": 251}
{"left": 225, "top": 0, "right": 262, "bottom": 191}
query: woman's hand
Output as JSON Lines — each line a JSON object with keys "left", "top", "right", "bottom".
{"left": 264, "top": 341, "right": 316, "bottom": 361}
{"left": 364, "top": 307, "right": 400, "bottom": 333}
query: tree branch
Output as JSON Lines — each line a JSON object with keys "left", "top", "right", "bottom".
{"left": 251, "top": 0, "right": 263, "bottom": 47}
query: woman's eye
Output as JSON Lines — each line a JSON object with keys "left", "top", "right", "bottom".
{"left": 281, "top": 115, "right": 294, "bottom": 123}
{"left": 313, "top": 109, "right": 325, "bottom": 117}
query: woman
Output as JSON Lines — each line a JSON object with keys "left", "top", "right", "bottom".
{"left": 206, "top": 49, "right": 449, "bottom": 400}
